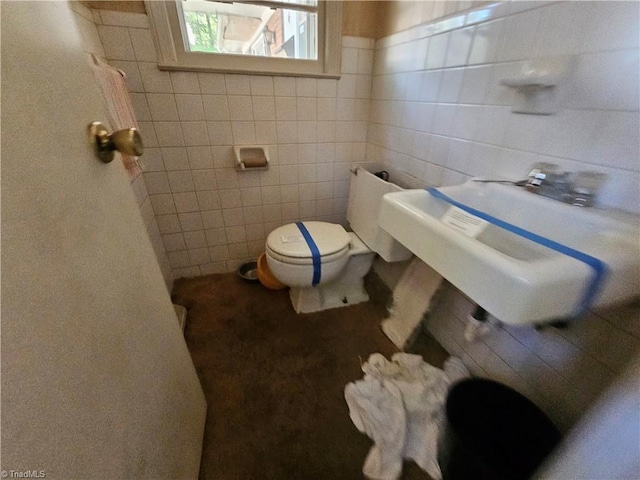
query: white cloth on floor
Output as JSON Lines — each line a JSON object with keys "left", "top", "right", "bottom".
{"left": 344, "top": 354, "right": 469, "bottom": 480}
{"left": 346, "top": 377, "right": 406, "bottom": 480}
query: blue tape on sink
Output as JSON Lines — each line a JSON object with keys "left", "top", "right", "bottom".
{"left": 296, "top": 221, "right": 321, "bottom": 287}
{"left": 427, "top": 187, "right": 608, "bottom": 318}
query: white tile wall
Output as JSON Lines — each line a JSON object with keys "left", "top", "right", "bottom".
{"left": 91, "top": 8, "right": 375, "bottom": 278}
{"left": 70, "top": 3, "right": 173, "bottom": 291}
{"left": 425, "top": 283, "right": 639, "bottom": 432}
{"left": 368, "top": 0, "right": 640, "bottom": 214}
{"left": 368, "top": 1, "right": 640, "bottom": 432}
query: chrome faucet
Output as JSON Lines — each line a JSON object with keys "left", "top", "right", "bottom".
{"left": 525, "top": 163, "right": 605, "bottom": 207}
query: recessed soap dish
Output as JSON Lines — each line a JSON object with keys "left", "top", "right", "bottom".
{"left": 499, "top": 56, "right": 574, "bottom": 115}
{"left": 235, "top": 146, "right": 269, "bottom": 171}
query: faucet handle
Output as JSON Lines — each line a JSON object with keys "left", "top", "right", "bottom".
{"left": 527, "top": 162, "right": 560, "bottom": 188}
{"left": 570, "top": 171, "right": 607, "bottom": 207}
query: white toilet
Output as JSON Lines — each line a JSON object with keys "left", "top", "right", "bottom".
{"left": 265, "top": 165, "right": 413, "bottom": 313}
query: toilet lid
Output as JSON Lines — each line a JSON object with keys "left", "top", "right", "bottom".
{"left": 267, "top": 221, "right": 350, "bottom": 258}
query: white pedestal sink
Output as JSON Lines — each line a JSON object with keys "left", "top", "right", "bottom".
{"left": 378, "top": 180, "right": 640, "bottom": 325}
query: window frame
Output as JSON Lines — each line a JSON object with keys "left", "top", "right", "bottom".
{"left": 145, "top": 0, "right": 342, "bottom": 78}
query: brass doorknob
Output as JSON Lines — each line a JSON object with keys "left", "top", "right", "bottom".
{"left": 88, "top": 121, "right": 144, "bottom": 163}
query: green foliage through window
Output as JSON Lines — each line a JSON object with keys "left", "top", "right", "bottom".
{"left": 184, "top": 11, "right": 219, "bottom": 53}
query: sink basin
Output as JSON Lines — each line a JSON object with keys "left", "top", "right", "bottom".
{"left": 378, "top": 180, "right": 640, "bottom": 325}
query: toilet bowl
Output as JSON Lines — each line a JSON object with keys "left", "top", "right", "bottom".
{"left": 264, "top": 165, "right": 413, "bottom": 313}
{"left": 266, "top": 221, "right": 375, "bottom": 313}
{"left": 266, "top": 221, "right": 351, "bottom": 287}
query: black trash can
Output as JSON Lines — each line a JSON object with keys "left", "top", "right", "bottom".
{"left": 438, "top": 378, "right": 561, "bottom": 480}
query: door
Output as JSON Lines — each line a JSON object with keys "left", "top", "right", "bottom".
{"left": 1, "top": 3, "right": 206, "bottom": 478}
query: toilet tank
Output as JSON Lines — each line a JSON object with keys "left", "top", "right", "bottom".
{"left": 346, "top": 164, "right": 414, "bottom": 262}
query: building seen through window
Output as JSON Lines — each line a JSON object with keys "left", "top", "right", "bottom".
{"left": 180, "top": 0, "right": 318, "bottom": 60}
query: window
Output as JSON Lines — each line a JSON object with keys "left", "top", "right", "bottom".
{"left": 145, "top": 0, "right": 342, "bottom": 77}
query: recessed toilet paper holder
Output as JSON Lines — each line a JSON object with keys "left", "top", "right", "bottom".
{"left": 235, "top": 146, "right": 269, "bottom": 171}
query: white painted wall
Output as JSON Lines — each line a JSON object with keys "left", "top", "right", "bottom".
{"left": 1, "top": 3, "right": 206, "bottom": 477}
{"left": 534, "top": 354, "right": 640, "bottom": 478}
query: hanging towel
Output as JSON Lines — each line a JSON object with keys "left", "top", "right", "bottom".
{"left": 381, "top": 258, "right": 443, "bottom": 349}
{"left": 345, "top": 354, "right": 470, "bottom": 480}
{"left": 90, "top": 56, "right": 143, "bottom": 180}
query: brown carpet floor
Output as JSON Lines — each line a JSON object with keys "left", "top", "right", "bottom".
{"left": 172, "top": 272, "right": 449, "bottom": 480}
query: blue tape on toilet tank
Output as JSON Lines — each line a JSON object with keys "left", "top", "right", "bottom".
{"left": 427, "top": 187, "right": 608, "bottom": 318}
{"left": 296, "top": 222, "right": 321, "bottom": 287}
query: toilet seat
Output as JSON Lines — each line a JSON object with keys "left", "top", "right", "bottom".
{"left": 263, "top": 166, "right": 412, "bottom": 313}
{"left": 266, "top": 244, "right": 349, "bottom": 265}
{"left": 266, "top": 221, "right": 351, "bottom": 263}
